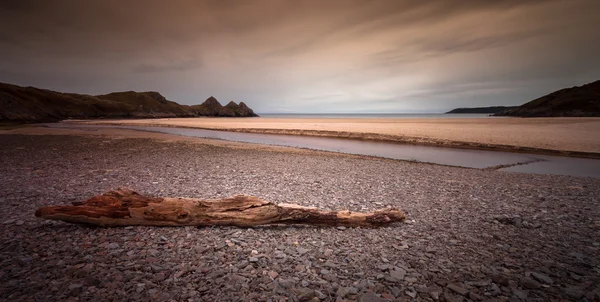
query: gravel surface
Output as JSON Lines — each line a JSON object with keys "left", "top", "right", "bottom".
{"left": 1, "top": 134, "right": 599, "bottom": 302}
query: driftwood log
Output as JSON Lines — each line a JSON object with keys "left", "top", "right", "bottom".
{"left": 35, "top": 188, "right": 405, "bottom": 227}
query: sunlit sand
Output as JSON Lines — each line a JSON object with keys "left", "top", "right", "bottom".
{"left": 68, "top": 117, "right": 600, "bottom": 155}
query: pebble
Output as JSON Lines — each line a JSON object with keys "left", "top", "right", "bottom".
{"left": 530, "top": 272, "right": 554, "bottom": 284}
{"left": 447, "top": 283, "right": 469, "bottom": 296}
{"left": 520, "top": 278, "right": 541, "bottom": 289}
{"left": 1, "top": 134, "right": 599, "bottom": 302}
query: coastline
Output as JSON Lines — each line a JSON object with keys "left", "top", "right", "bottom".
{"left": 64, "top": 117, "right": 600, "bottom": 158}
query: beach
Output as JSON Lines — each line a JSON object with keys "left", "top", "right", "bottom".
{"left": 69, "top": 117, "right": 600, "bottom": 155}
{"left": 1, "top": 128, "right": 599, "bottom": 301}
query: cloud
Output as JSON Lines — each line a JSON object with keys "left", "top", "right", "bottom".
{"left": 0, "top": 0, "right": 599, "bottom": 112}
{"left": 132, "top": 59, "right": 202, "bottom": 74}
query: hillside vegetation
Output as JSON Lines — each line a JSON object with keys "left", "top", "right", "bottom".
{"left": 0, "top": 82, "right": 258, "bottom": 122}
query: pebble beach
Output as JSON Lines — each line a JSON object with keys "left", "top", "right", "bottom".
{"left": 0, "top": 129, "right": 599, "bottom": 301}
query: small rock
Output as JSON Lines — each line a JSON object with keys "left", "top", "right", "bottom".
{"left": 297, "top": 247, "right": 310, "bottom": 255}
{"left": 468, "top": 291, "right": 483, "bottom": 301}
{"left": 388, "top": 268, "right": 405, "bottom": 282}
{"left": 249, "top": 257, "right": 259, "bottom": 263}
{"left": 405, "top": 288, "right": 417, "bottom": 298}
{"left": 491, "top": 274, "right": 509, "bottom": 286}
{"left": 520, "top": 278, "right": 541, "bottom": 289}
{"left": 390, "top": 286, "right": 402, "bottom": 297}
{"left": 336, "top": 286, "right": 353, "bottom": 298}
{"left": 512, "top": 289, "right": 528, "bottom": 300}
{"left": 428, "top": 286, "right": 443, "bottom": 300}
{"left": 107, "top": 243, "right": 120, "bottom": 249}
{"left": 447, "top": 283, "right": 469, "bottom": 296}
{"left": 315, "top": 290, "right": 327, "bottom": 300}
{"left": 278, "top": 278, "right": 296, "bottom": 289}
{"left": 563, "top": 286, "right": 584, "bottom": 300}
{"left": 268, "top": 270, "right": 279, "bottom": 279}
{"left": 337, "top": 226, "right": 347, "bottom": 230}
{"left": 358, "top": 292, "right": 386, "bottom": 302}
{"left": 531, "top": 272, "right": 553, "bottom": 284}
{"left": 3, "top": 219, "right": 15, "bottom": 225}
{"left": 294, "top": 287, "right": 316, "bottom": 302}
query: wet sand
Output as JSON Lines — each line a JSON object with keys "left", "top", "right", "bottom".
{"left": 68, "top": 117, "right": 600, "bottom": 155}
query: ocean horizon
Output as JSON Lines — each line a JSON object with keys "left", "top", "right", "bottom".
{"left": 257, "top": 113, "right": 497, "bottom": 118}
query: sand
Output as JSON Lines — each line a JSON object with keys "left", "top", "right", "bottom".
{"left": 68, "top": 117, "right": 600, "bottom": 155}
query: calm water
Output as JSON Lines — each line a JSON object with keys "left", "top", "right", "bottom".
{"left": 258, "top": 113, "right": 497, "bottom": 119}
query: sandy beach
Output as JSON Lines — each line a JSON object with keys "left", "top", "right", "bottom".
{"left": 69, "top": 117, "right": 600, "bottom": 156}
{"left": 1, "top": 130, "right": 599, "bottom": 301}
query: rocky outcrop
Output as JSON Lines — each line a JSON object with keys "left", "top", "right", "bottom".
{"left": 446, "top": 106, "right": 517, "bottom": 114}
{"left": 494, "top": 80, "right": 600, "bottom": 117}
{"left": 218, "top": 101, "right": 259, "bottom": 117}
{"left": 191, "top": 96, "right": 223, "bottom": 116}
{"left": 0, "top": 82, "right": 259, "bottom": 123}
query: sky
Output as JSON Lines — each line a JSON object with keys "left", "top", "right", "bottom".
{"left": 1, "top": 0, "right": 599, "bottom": 113}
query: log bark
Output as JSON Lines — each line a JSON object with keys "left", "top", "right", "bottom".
{"left": 35, "top": 188, "right": 405, "bottom": 227}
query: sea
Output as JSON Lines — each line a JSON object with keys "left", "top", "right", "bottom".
{"left": 257, "top": 113, "right": 498, "bottom": 119}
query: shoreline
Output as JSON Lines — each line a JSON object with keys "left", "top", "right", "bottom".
{"left": 63, "top": 118, "right": 600, "bottom": 159}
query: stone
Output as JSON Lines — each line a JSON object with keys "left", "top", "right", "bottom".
{"left": 388, "top": 268, "right": 406, "bottom": 282}
{"left": 428, "top": 287, "right": 442, "bottom": 300}
{"left": 358, "top": 292, "right": 387, "bottom": 302}
{"left": 107, "top": 243, "right": 120, "bottom": 249}
{"left": 390, "top": 286, "right": 402, "bottom": 297}
{"left": 315, "top": 290, "right": 327, "bottom": 300}
{"left": 468, "top": 291, "right": 483, "bottom": 301}
{"left": 530, "top": 272, "right": 553, "bottom": 284}
{"left": 447, "top": 283, "right": 469, "bottom": 296}
{"left": 520, "top": 278, "right": 541, "bottom": 289}
{"left": 512, "top": 289, "right": 528, "bottom": 300}
{"left": 268, "top": 271, "right": 279, "bottom": 279}
{"left": 249, "top": 257, "right": 259, "bottom": 263}
{"left": 563, "top": 286, "right": 584, "bottom": 300}
{"left": 278, "top": 278, "right": 296, "bottom": 289}
{"left": 491, "top": 274, "right": 509, "bottom": 286}
{"left": 336, "top": 286, "right": 357, "bottom": 298}
{"left": 294, "top": 287, "right": 316, "bottom": 302}
{"left": 297, "top": 247, "right": 310, "bottom": 255}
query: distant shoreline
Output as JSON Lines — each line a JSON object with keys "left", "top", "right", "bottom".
{"left": 64, "top": 117, "right": 600, "bottom": 158}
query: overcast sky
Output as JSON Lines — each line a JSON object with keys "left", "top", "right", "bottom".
{"left": 1, "top": 0, "right": 599, "bottom": 113}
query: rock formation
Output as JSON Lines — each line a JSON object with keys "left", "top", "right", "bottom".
{"left": 446, "top": 106, "right": 517, "bottom": 114}
{"left": 0, "top": 82, "right": 259, "bottom": 123}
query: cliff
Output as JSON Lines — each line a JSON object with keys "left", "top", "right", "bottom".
{"left": 0, "top": 82, "right": 259, "bottom": 122}
{"left": 446, "top": 106, "right": 517, "bottom": 114}
{"left": 494, "top": 80, "right": 600, "bottom": 117}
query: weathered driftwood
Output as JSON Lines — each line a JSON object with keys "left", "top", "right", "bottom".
{"left": 35, "top": 188, "right": 405, "bottom": 227}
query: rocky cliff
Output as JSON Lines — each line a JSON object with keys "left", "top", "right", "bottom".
{"left": 0, "top": 82, "right": 259, "bottom": 122}
{"left": 494, "top": 80, "right": 600, "bottom": 117}
{"left": 446, "top": 106, "right": 517, "bottom": 114}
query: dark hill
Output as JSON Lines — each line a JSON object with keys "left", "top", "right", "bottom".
{"left": 446, "top": 106, "right": 517, "bottom": 114}
{"left": 494, "top": 80, "right": 600, "bottom": 117}
{"left": 218, "top": 101, "right": 259, "bottom": 117}
{"left": 190, "top": 96, "right": 223, "bottom": 116}
{"left": 0, "top": 82, "right": 259, "bottom": 122}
